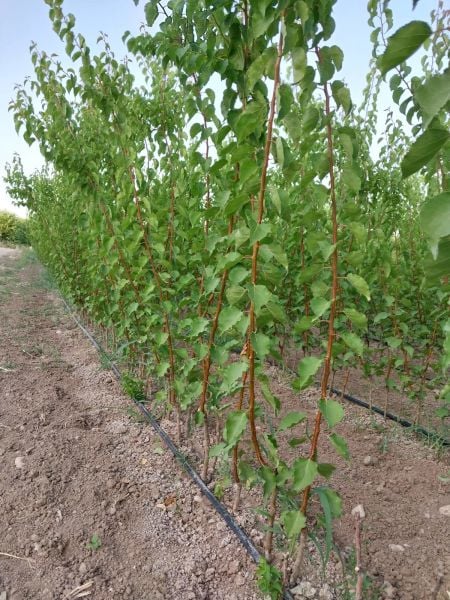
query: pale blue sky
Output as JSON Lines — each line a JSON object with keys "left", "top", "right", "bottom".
{"left": 0, "top": 1, "right": 436, "bottom": 216}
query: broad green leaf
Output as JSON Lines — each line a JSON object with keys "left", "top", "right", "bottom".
{"left": 378, "top": 21, "right": 432, "bottom": 75}
{"left": 218, "top": 306, "right": 244, "bottom": 332}
{"left": 329, "top": 433, "right": 350, "bottom": 459}
{"left": 226, "top": 285, "right": 246, "bottom": 305}
{"left": 278, "top": 411, "right": 307, "bottom": 431}
{"left": 247, "top": 48, "right": 277, "bottom": 91}
{"left": 386, "top": 336, "right": 402, "bottom": 349}
{"left": 250, "top": 223, "right": 272, "bottom": 244}
{"left": 281, "top": 510, "right": 306, "bottom": 539}
{"left": 292, "top": 458, "right": 318, "bottom": 492}
{"left": 420, "top": 193, "right": 450, "bottom": 255}
{"left": 292, "top": 47, "right": 307, "bottom": 82}
{"left": 347, "top": 273, "right": 371, "bottom": 300}
{"left": 311, "top": 296, "right": 331, "bottom": 317}
{"left": 423, "top": 236, "right": 450, "bottom": 283}
{"left": 217, "top": 251, "right": 242, "bottom": 271}
{"left": 229, "top": 266, "right": 249, "bottom": 284}
{"left": 401, "top": 126, "right": 450, "bottom": 178}
{"left": 317, "top": 241, "right": 337, "bottom": 261}
{"left": 223, "top": 410, "right": 248, "bottom": 449}
{"left": 144, "top": 2, "right": 158, "bottom": 26}
{"left": 294, "top": 356, "right": 322, "bottom": 390}
{"left": 415, "top": 71, "right": 450, "bottom": 127}
{"left": 189, "top": 317, "right": 209, "bottom": 337}
{"left": 317, "top": 463, "right": 336, "bottom": 479}
{"left": 295, "top": 316, "right": 315, "bottom": 333}
{"left": 248, "top": 284, "right": 272, "bottom": 313}
{"left": 266, "top": 301, "right": 287, "bottom": 323}
{"left": 374, "top": 311, "right": 389, "bottom": 323}
{"left": 343, "top": 308, "right": 367, "bottom": 330}
{"left": 234, "top": 102, "right": 266, "bottom": 141}
{"left": 251, "top": 332, "right": 271, "bottom": 358}
{"left": 341, "top": 332, "right": 364, "bottom": 356}
{"left": 278, "top": 83, "right": 294, "bottom": 120}
{"left": 319, "top": 399, "right": 344, "bottom": 428}
{"left": 221, "top": 361, "right": 248, "bottom": 388}
{"left": 260, "top": 465, "right": 276, "bottom": 499}
{"left": 342, "top": 166, "right": 361, "bottom": 193}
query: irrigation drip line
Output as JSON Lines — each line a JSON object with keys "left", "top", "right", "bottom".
{"left": 270, "top": 352, "right": 449, "bottom": 448}
{"left": 60, "top": 299, "right": 294, "bottom": 600}
{"left": 330, "top": 387, "right": 450, "bottom": 447}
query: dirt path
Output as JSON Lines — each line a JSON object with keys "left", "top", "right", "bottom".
{"left": 0, "top": 250, "right": 261, "bottom": 600}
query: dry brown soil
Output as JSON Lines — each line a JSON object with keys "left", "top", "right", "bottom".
{"left": 1, "top": 248, "right": 449, "bottom": 600}
{"left": 0, "top": 250, "right": 260, "bottom": 599}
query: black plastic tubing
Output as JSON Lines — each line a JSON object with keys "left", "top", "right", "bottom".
{"left": 330, "top": 387, "right": 449, "bottom": 447}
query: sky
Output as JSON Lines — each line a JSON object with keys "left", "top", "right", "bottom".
{"left": 0, "top": 0, "right": 437, "bottom": 217}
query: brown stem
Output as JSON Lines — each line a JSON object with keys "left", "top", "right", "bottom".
{"left": 200, "top": 217, "right": 234, "bottom": 479}
{"left": 353, "top": 508, "right": 365, "bottom": 600}
{"left": 264, "top": 485, "right": 278, "bottom": 561}
{"left": 247, "top": 23, "right": 284, "bottom": 466}
{"left": 292, "top": 51, "right": 339, "bottom": 582}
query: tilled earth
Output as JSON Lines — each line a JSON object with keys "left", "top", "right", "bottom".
{"left": 0, "top": 249, "right": 260, "bottom": 600}
{"left": 0, "top": 247, "right": 449, "bottom": 600}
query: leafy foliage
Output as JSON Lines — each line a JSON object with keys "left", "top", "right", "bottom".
{"left": 4, "top": 0, "right": 449, "bottom": 591}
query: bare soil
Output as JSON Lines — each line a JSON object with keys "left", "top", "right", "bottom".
{"left": 1, "top": 248, "right": 449, "bottom": 600}
{"left": 0, "top": 250, "right": 260, "bottom": 600}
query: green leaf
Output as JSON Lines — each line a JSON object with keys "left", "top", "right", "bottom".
{"left": 278, "top": 84, "right": 294, "bottom": 120}
{"left": 189, "top": 317, "right": 209, "bottom": 337}
{"left": 260, "top": 465, "right": 276, "bottom": 499}
{"left": 281, "top": 510, "right": 306, "bottom": 539}
{"left": 250, "top": 223, "right": 272, "bottom": 244}
{"left": 318, "top": 241, "right": 337, "bottom": 261}
{"left": 294, "top": 356, "right": 322, "bottom": 390}
{"left": 217, "top": 251, "right": 242, "bottom": 271}
{"left": 319, "top": 399, "right": 344, "bottom": 428}
{"left": 401, "top": 126, "right": 450, "bottom": 178}
{"left": 295, "top": 316, "right": 315, "bottom": 334}
{"left": 314, "top": 487, "right": 342, "bottom": 563}
{"left": 223, "top": 410, "right": 248, "bottom": 449}
{"left": 347, "top": 273, "right": 371, "bottom": 300}
{"left": 342, "top": 165, "right": 361, "bottom": 193}
{"left": 341, "top": 332, "right": 364, "bottom": 356}
{"left": 218, "top": 306, "right": 244, "bottom": 332}
{"left": 248, "top": 284, "right": 272, "bottom": 313}
{"left": 420, "top": 193, "right": 450, "bottom": 256}
{"left": 252, "top": 9, "right": 275, "bottom": 38}
{"left": 229, "top": 266, "right": 249, "bottom": 284}
{"left": 378, "top": 21, "right": 432, "bottom": 75}
{"left": 329, "top": 433, "right": 350, "bottom": 459}
{"left": 343, "top": 308, "right": 367, "bottom": 330}
{"left": 423, "top": 236, "right": 450, "bottom": 283}
{"left": 317, "top": 463, "right": 336, "bottom": 479}
{"left": 144, "top": 2, "right": 158, "bottom": 26}
{"left": 292, "top": 47, "right": 307, "bottom": 82}
{"left": 226, "top": 285, "right": 247, "bottom": 305}
{"left": 292, "top": 458, "right": 318, "bottom": 492}
{"left": 311, "top": 296, "right": 331, "bottom": 317}
{"left": 251, "top": 332, "right": 271, "bottom": 358}
{"left": 386, "top": 336, "right": 402, "bottom": 349}
{"left": 221, "top": 361, "right": 248, "bottom": 388}
{"left": 415, "top": 71, "right": 450, "bottom": 127}
{"left": 234, "top": 102, "right": 266, "bottom": 142}
{"left": 278, "top": 411, "right": 307, "bottom": 431}
{"left": 247, "top": 48, "right": 277, "bottom": 91}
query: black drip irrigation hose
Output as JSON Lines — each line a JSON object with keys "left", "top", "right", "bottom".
{"left": 61, "top": 299, "right": 294, "bottom": 600}
{"left": 330, "top": 387, "right": 450, "bottom": 447}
